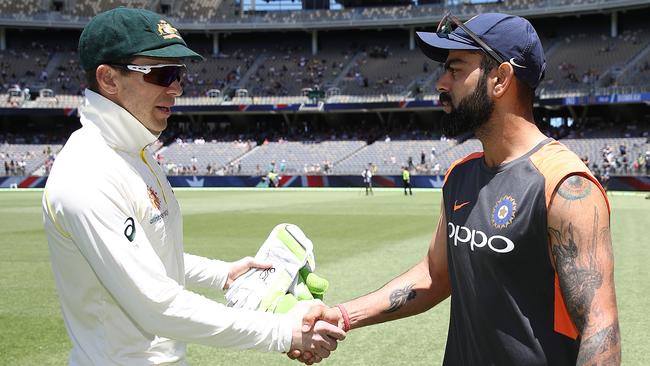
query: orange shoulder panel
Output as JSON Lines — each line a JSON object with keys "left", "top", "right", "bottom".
{"left": 443, "top": 152, "right": 484, "bottom": 186}
{"left": 529, "top": 140, "right": 610, "bottom": 340}
{"left": 528, "top": 140, "right": 609, "bottom": 213}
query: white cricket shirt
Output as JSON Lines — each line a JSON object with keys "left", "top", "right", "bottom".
{"left": 43, "top": 90, "right": 292, "bottom": 365}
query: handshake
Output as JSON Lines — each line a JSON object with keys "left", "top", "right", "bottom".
{"left": 225, "top": 224, "right": 349, "bottom": 364}
{"left": 286, "top": 299, "right": 348, "bottom": 364}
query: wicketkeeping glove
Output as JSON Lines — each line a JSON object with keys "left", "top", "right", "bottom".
{"left": 225, "top": 223, "right": 329, "bottom": 313}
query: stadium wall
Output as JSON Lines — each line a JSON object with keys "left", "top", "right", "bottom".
{"left": 2, "top": 175, "right": 649, "bottom": 191}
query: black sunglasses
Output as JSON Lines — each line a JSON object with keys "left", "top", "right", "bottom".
{"left": 437, "top": 12, "right": 505, "bottom": 65}
{"left": 109, "top": 63, "right": 186, "bottom": 87}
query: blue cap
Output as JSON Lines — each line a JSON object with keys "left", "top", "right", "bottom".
{"left": 416, "top": 13, "right": 546, "bottom": 89}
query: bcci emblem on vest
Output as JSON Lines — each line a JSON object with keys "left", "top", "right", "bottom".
{"left": 492, "top": 195, "right": 517, "bottom": 229}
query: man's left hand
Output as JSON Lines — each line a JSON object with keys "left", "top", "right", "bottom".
{"left": 224, "top": 256, "right": 272, "bottom": 289}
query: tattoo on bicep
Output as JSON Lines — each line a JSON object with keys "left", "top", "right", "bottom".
{"left": 577, "top": 323, "right": 621, "bottom": 365}
{"left": 548, "top": 207, "right": 603, "bottom": 331}
{"left": 557, "top": 175, "right": 592, "bottom": 201}
{"left": 383, "top": 284, "right": 416, "bottom": 313}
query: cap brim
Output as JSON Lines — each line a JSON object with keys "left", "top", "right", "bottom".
{"left": 415, "top": 31, "right": 480, "bottom": 63}
{"left": 136, "top": 43, "right": 204, "bottom": 61}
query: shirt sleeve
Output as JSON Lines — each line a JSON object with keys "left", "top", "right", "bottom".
{"left": 50, "top": 180, "right": 292, "bottom": 352}
{"left": 184, "top": 253, "right": 230, "bottom": 291}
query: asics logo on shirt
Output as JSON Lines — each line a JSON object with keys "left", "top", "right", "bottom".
{"left": 124, "top": 217, "right": 136, "bottom": 242}
{"left": 447, "top": 223, "right": 515, "bottom": 253}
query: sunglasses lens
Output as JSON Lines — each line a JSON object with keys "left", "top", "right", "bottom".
{"left": 143, "top": 66, "right": 184, "bottom": 87}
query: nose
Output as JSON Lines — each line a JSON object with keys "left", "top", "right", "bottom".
{"left": 436, "top": 71, "right": 451, "bottom": 94}
{"left": 167, "top": 79, "right": 183, "bottom": 97}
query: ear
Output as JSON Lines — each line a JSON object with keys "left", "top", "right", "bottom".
{"left": 492, "top": 62, "right": 515, "bottom": 99}
{"left": 96, "top": 65, "right": 119, "bottom": 95}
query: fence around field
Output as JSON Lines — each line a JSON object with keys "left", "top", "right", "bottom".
{"left": 2, "top": 174, "right": 649, "bottom": 191}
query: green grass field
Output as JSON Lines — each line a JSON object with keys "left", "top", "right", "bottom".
{"left": 1, "top": 189, "right": 648, "bottom": 365}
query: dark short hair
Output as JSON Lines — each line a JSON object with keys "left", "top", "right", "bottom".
{"left": 84, "top": 69, "right": 100, "bottom": 93}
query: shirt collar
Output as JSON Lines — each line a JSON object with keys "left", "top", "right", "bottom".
{"left": 79, "top": 89, "right": 159, "bottom": 153}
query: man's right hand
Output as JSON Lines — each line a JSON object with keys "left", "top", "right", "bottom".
{"left": 288, "top": 301, "right": 346, "bottom": 364}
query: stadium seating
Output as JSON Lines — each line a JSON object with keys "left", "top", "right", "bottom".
{"left": 0, "top": 0, "right": 648, "bottom": 182}
{"left": 175, "top": 0, "right": 223, "bottom": 23}
{"left": 1, "top": 7, "right": 648, "bottom": 100}
{"left": 237, "top": 140, "right": 366, "bottom": 175}
{"left": 158, "top": 140, "right": 255, "bottom": 175}
{"left": 539, "top": 24, "right": 648, "bottom": 91}
{"left": 336, "top": 35, "right": 434, "bottom": 96}
{"left": 4, "top": 134, "right": 650, "bottom": 178}
{"left": 0, "top": 144, "right": 61, "bottom": 176}
{"left": 559, "top": 137, "right": 647, "bottom": 175}
{"left": 618, "top": 50, "right": 650, "bottom": 87}
{"left": 335, "top": 139, "right": 460, "bottom": 175}
{"left": 0, "top": 0, "right": 42, "bottom": 18}
{"left": 183, "top": 50, "right": 258, "bottom": 97}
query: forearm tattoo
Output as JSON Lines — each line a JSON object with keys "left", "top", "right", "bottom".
{"left": 383, "top": 284, "right": 416, "bottom": 313}
{"left": 577, "top": 323, "right": 621, "bottom": 365}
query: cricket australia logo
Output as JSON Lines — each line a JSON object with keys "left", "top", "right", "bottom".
{"left": 148, "top": 186, "right": 161, "bottom": 210}
{"left": 492, "top": 195, "right": 517, "bottom": 229}
{"left": 157, "top": 20, "right": 181, "bottom": 40}
{"left": 148, "top": 186, "right": 169, "bottom": 225}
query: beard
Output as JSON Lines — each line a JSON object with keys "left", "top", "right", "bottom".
{"left": 439, "top": 73, "right": 494, "bottom": 137}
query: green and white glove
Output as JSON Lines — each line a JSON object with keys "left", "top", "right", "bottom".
{"left": 225, "top": 223, "right": 329, "bottom": 313}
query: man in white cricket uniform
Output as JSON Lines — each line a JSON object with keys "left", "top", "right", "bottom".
{"left": 42, "top": 8, "right": 344, "bottom": 365}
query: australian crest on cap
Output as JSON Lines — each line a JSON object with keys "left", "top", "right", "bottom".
{"left": 157, "top": 20, "right": 181, "bottom": 40}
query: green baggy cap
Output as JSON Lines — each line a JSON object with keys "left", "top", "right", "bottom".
{"left": 79, "top": 7, "right": 203, "bottom": 70}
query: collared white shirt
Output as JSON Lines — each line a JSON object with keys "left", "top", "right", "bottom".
{"left": 43, "top": 90, "right": 292, "bottom": 365}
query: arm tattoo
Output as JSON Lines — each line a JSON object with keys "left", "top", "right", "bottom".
{"left": 577, "top": 323, "right": 621, "bottom": 366}
{"left": 557, "top": 175, "right": 592, "bottom": 201}
{"left": 549, "top": 208, "right": 603, "bottom": 331}
{"left": 383, "top": 284, "right": 416, "bottom": 313}
{"left": 551, "top": 176, "right": 620, "bottom": 364}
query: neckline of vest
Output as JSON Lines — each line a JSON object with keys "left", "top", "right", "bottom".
{"left": 478, "top": 137, "right": 554, "bottom": 174}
